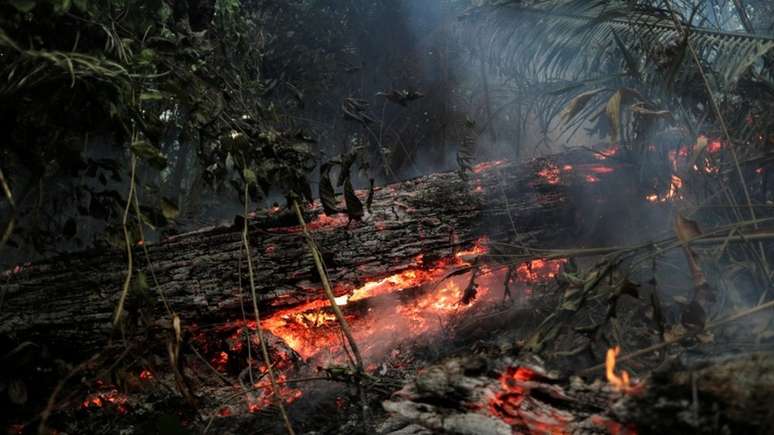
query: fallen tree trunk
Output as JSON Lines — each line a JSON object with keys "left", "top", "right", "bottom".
{"left": 0, "top": 151, "right": 623, "bottom": 352}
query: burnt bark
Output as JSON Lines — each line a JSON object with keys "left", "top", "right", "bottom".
{"left": 0, "top": 152, "right": 617, "bottom": 352}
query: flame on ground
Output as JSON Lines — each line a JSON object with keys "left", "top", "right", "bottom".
{"left": 606, "top": 346, "right": 635, "bottom": 393}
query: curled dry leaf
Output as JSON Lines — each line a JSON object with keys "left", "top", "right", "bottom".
{"left": 674, "top": 214, "right": 707, "bottom": 289}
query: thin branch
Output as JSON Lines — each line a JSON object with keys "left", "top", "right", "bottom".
{"left": 291, "top": 199, "right": 370, "bottom": 428}
{"left": 112, "top": 154, "right": 137, "bottom": 329}
{"left": 577, "top": 298, "right": 774, "bottom": 376}
{"left": 242, "top": 189, "right": 295, "bottom": 435}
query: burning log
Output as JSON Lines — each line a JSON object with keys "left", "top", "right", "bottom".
{"left": 0, "top": 150, "right": 637, "bottom": 355}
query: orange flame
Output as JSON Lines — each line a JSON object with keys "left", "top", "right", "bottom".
{"left": 606, "top": 346, "right": 632, "bottom": 393}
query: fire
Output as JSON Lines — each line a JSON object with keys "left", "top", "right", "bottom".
{"left": 666, "top": 175, "right": 683, "bottom": 200}
{"left": 515, "top": 259, "right": 566, "bottom": 282}
{"left": 260, "top": 239, "right": 492, "bottom": 360}
{"left": 537, "top": 164, "right": 561, "bottom": 185}
{"left": 488, "top": 366, "right": 573, "bottom": 432}
{"left": 473, "top": 160, "right": 506, "bottom": 173}
{"left": 307, "top": 213, "right": 350, "bottom": 230}
{"left": 212, "top": 351, "right": 229, "bottom": 371}
{"left": 645, "top": 174, "right": 684, "bottom": 203}
{"left": 707, "top": 139, "right": 722, "bottom": 154}
{"left": 594, "top": 145, "right": 619, "bottom": 160}
{"left": 81, "top": 389, "right": 129, "bottom": 415}
{"left": 274, "top": 213, "right": 350, "bottom": 233}
{"left": 138, "top": 370, "right": 153, "bottom": 381}
{"left": 247, "top": 372, "right": 303, "bottom": 413}
{"left": 606, "top": 346, "right": 634, "bottom": 393}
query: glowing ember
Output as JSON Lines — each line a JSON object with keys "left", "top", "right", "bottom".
{"left": 259, "top": 238, "right": 498, "bottom": 361}
{"left": 606, "top": 346, "right": 636, "bottom": 393}
{"left": 488, "top": 366, "right": 573, "bottom": 432}
{"left": 81, "top": 389, "right": 129, "bottom": 415}
{"left": 515, "top": 259, "right": 566, "bottom": 282}
{"left": 594, "top": 145, "right": 619, "bottom": 160}
{"left": 139, "top": 370, "right": 153, "bottom": 381}
{"left": 587, "top": 165, "right": 615, "bottom": 174}
{"left": 537, "top": 164, "right": 561, "bottom": 185}
{"left": 645, "top": 174, "right": 684, "bottom": 203}
{"left": 212, "top": 351, "right": 229, "bottom": 371}
{"left": 473, "top": 160, "right": 506, "bottom": 173}
{"left": 247, "top": 373, "right": 303, "bottom": 413}
{"left": 707, "top": 139, "right": 722, "bottom": 154}
{"left": 585, "top": 175, "right": 600, "bottom": 183}
{"left": 666, "top": 175, "right": 683, "bottom": 200}
{"left": 307, "top": 213, "right": 350, "bottom": 231}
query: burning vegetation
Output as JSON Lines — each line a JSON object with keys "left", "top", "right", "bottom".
{"left": 3, "top": 1, "right": 774, "bottom": 435}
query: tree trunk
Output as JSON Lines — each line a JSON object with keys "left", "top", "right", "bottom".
{"left": 0, "top": 151, "right": 620, "bottom": 352}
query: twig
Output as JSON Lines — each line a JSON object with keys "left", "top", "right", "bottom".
{"left": 112, "top": 154, "right": 137, "bottom": 329}
{"left": 577, "top": 299, "right": 774, "bottom": 376}
{"left": 292, "top": 199, "right": 370, "bottom": 428}
{"left": 0, "top": 167, "right": 15, "bottom": 251}
{"left": 664, "top": 0, "right": 769, "bottom": 278}
{"left": 242, "top": 189, "right": 295, "bottom": 435}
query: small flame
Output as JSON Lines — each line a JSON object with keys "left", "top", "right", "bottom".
{"left": 606, "top": 346, "right": 632, "bottom": 393}
{"left": 646, "top": 174, "right": 684, "bottom": 203}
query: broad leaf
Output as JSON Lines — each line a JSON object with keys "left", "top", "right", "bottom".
{"left": 130, "top": 141, "right": 167, "bottom": 170}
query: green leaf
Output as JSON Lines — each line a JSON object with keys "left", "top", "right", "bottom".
{"left": 51, "top": 0, "right": 71, "bottom": 14}
{"left": 72, "top": 0, "right": 88, "bottom": 12}
{"left": 243, "top": 168, "right": 257, "bottom": 185}
{"left": 130, "top": 141, "right": 167, "bottom": 170}
{"left": 161, "top": 197, "right": 179, "bottom": 220}
{"left": 9, "top": 0, "right": 37, "bottom": 12}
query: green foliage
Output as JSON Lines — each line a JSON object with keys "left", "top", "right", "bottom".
{"left": 0, "top": 0, "right": 319, "bottom": 256}
{"left": 463, "top": 0, "right": 774, "bottom": 149}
